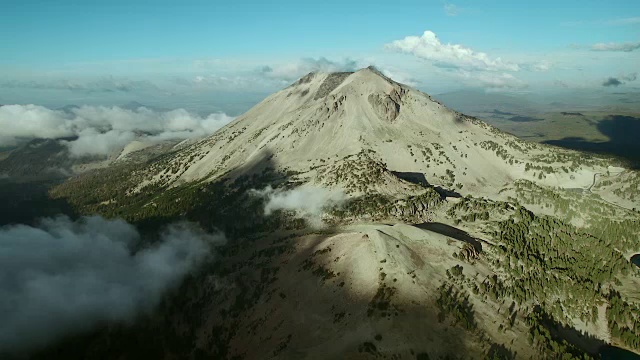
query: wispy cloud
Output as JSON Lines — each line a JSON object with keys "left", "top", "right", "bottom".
{"left": 0, "top": 77, "right": 160, "bottom": 93}
{"left": 385, "top": 31, "right": 520, "bottom": 72}
{"left": 605, "top": 17, "right": 640, "bottom": 26}
{"left": 454, "top": 70, "right": 527, "bottom": 89}
{"left": 591, "top": 41, "right": 640, "bottom": 52}
{"left": 379, "top": 67, "right": 421, "bottom": 86}
{"left": 257, "top": 57, "right": 359, "bottom": 81}
{"left": 554, "top": 80, "right": 569, "bottom": 88}
{"left": 562, "top": 17, "right": 640, "bottom": 27}
{"left": 443, "top": 3, "right": 460, "bottom": 16}
{"left": 602, "top": 73, "right": 637, "bottom": 87}
{"left": 178, "top": 57, "right": 360, "bottom": 90}
{"left": 251, "top": 185, "right": 346, "bottom": 227}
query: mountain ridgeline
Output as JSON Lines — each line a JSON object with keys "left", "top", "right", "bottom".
{"left": 41, "top": 67, "right": 640, "bottom": 359}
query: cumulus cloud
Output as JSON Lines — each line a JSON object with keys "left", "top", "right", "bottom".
{"left": 385, "top": 31, "right": 520, "bottom": 72}
{"left": 591, "top": 41, "right": 640, "bottom": 52}
{"left": 251, "top": 185, "right": 347, "bottom": 226}
{"left": 258, "top": 57, "right": 359, "bottom": 82}
{"left": 0, "top": 216, "right": 224, "bottom": 354}
{"left": 602, "top": 73, "right": 637, "bottom": 87}
{"left": 0, "top": 104, "right": 234, "bottom": 156}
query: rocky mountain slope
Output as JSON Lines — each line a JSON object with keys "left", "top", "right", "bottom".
{"left": 129, "top": 67, "right": 631, "bottom": 205}
{"left": 41, "top": 67, "right": 640, "bottom": 360}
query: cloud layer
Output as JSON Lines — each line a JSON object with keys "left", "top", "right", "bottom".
{"left": 0, "top": 216, "right": 224, "bottom": 353}
{"left": 455, "top": 70, "right": 527, "bottom": 89}
{"left": 602, "top": 73, "right": 637, "bottom": 87}
{"left": 385, "top": 31, "right": 519, "bottom": 72}
{"left": 0, "top": 104, "right": 234, "bottom": 156}
{"left": 251, "top": 185, "right": 346, "bottom": 226}
{"left": 1, "top": 77, "right": 159, "bottom": 93}
{"left": 591, "top": 41, "right": 640, "bottom": 52}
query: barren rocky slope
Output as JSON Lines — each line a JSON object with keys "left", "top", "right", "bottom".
{"left": 41, "top": 68, "right": 640, "bottom": 360}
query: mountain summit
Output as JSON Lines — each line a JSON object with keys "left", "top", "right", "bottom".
{"left": 142, "top": 67, "right": 605, "bottom": 201}
{"left": 46, "top": 67, "right": 640, "bottom": 360}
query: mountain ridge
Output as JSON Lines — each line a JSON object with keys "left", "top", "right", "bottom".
{"left": 130, "top": 67, "right": 627, "bottom": 208}
{"left": 40, "top": 67, "right": 640, "bottom": 360}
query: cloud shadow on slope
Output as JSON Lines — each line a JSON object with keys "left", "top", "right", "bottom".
{"left": 23, "top": 150, "right": 607, "bottom": 360}
{"left": 23, "top": 151, "right": 487, "bottom": 360}
{"left": 415, "top": 222, "right": 483, "bottom": 252}
{"left": 0, "top": 179, "right": 76, "bottom": 226}
{"left": 543, "top": 115, "right": 640, "bottom": 169}
{"left": 391, "top": 171, "right": 462, "bottom": 198}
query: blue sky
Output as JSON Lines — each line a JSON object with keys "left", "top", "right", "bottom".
{"left": 0, "top": 0, "right": 638, "bottom": 112}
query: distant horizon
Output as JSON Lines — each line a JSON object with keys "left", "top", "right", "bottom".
{"left": 1, "top": 0, "right": 639, "bottom": 113}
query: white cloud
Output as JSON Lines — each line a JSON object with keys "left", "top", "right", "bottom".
{"left": 259, "top": 57, "right": 359, "bottom": 82}
{"left": 0, "top": 216, "right": 224, "bottom": 353}
{"left": 380, "top": 68, "right": 420, "bottom": 87}
{"left": 591, "top": 41, "right": 640, "bottom": 52}
{"left": 0, "top": 105, "right": 234, "bottom": 156}
{"left": 63, "top": 129, "right": 137, "bottom": 157}
{"left": 251, "top": 185, "right": 347, "bottom": 227}
{"left": 385, "top": 31, "right": 520, "bottom": 72}
{"left": 531, "top": 60, "right": 551, "bottom": 72}
{"left": 444, "top": 3, "right": 460, "bottom": 16}
{"left": 177, "top": 57, "right": 361, "bottom": 91}
{"left": 454, "top": 70, "right": 527, "bottom": 89}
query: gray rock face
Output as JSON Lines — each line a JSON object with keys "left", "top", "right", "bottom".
{"left": 458, "top": 243, "right": 480, "bottom": 261}
{"left": 368, "top": 88, "right": 407, "bottom": 122}
{"left": 389, "top": 193, "right": 439, "bottom": 220}
{"left": 314, "top": 72, "right": 353, "bottom": 100}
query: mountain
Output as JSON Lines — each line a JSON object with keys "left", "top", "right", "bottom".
{"left": 41, "top": 68, "right": 640, "bottom": 359}
{"left": 133, "top": 67, "right": 620, "bottom": 200}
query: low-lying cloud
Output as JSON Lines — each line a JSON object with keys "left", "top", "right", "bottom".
{"left": 0, "top": 104, "right": 234, "bottom": 156}
{"left": 0, "top": 216, "right": 224, "bottom": 354}
{"left": 251, "top": 185, "right": 347, "bottom": 226}
{"left": 455, "top": 70, "right": 527, "bottom": 89}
